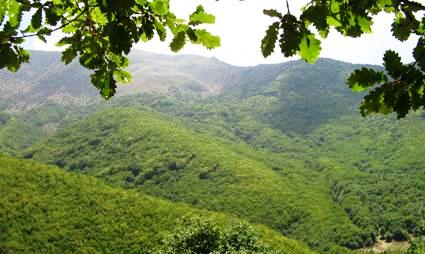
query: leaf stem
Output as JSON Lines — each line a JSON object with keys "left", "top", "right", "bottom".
{"left": 286, "top": 0, "right": 291, "bottom": 14}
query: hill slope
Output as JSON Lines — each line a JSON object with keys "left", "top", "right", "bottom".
{"left": 2, "top": 50, "right": 424, "bottom": 254}
{"left": 26, "top": 107, "right": 372, "bottom": 253}
{"left": 0, "top": 112, "right": 43, "bottom": 155}
{"left": 0, "top": 155, "right": 314, "bottom": 254}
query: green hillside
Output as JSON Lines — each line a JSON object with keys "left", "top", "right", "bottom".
{"left": 120, "top": 58, "right": 425, "bottom": 244}
{"left": 26, "top": 107, "right": 373, "bottom": 253}
{"left": 0, "top": 155, "right": 314, "bottom": 254}
{"left": 0, "top": 112, "right": 43, "bottom": 156}
{"left": 2, "top": 51, "right": 424, "bottom": 254}
{"left": 308, "top": 115, "right": 425, "bottom": 241}
{"left": 75, "top": 58, "right": 425, "bottom": 251}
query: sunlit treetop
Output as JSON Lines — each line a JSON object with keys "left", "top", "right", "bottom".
{"left": 0, "top": 0, "right": 424, "bottom": 118}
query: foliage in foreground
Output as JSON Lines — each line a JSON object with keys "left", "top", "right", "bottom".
{"left": 261, "top": 0, "right": 425, "bottom": 118}
{"left": 159, "top": 216, "right": 276, "bottom": 254}
{"left": 0, "top": 0, "right": 219, "bottom": 98}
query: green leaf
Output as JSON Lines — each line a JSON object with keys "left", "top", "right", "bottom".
{"left": 326, "top": 16, "right": 341, "bottom": 27}
{"left": 261, "top": 22, "right": 279, "bottom": 57}
{"left": 391, "top": 13, "right": 419, "bottom": 41}
{"left": 154, "top": 21, "right": 166, "bottom": 41}
{"left": 348, "top": 68, "right": 388, "bottom": 92}
{"left": 0, "top": 45, "right": 29, "bottom": 72}
{"left": 140, "top": 33, "right": 149, "bottom": 42}
{"left": 383, "top": 50, "right": 403, "bottom": 78}
{"left": 189, "top": 5, "right": 215, "bottom": 26}
{"left": 357, "top": 16, "right": 373, "bottom": 33}
{"left": 37, "top": 33, "right": 47, "bottom": 43}
{"left": 142, "top": 19, "right": 155, "bottom": 40}
{"left": 7, "top": 0, "right": 22, "bottom": 27}
{"left": 114, "top": 69, "right": 132, "bottom": 83}
{"left": 107, "top": 22, "right": 132, "bottom": 54}
{"left": 300, "top": 5, "right": 329, "bottom": 34}
{"left": 31, "top": 8, "right": 43, "bottom": 30}
{"left": 170, "top": 31, "right": 186, "bottom": 52}
{"left": 0, "top": 3, "right": 7, "bottom": 25}
{"left": 263, "top": 9, "right": 282, "bottom": 18}
{"left": 279, "top": 14, "right": 302, "bottom": 57}
{"left": 413, "top": 37, "right": 425, "bottom": 70}
{"left": 91, "top": 7, "right": 108, "bottom": 26}
{"left": 62, "top": 23, "right": 78, "bottom": 33}
{"left": 298, "top": 33, "right": 321, "bottom": 64}
{"left": 186, "top": 28, "right": 197, "bottom": 42}
{"left": 377, "top": 0, "right": 394, "bottom": 11}
{"left": 150, "top": 0, "right": 169, "bottom": 15}
{"left": 61, "top": 47, "right": 77, "bottom": 65}
{"left": 360, "top": 86, "right": 391, "bottom": 116}
{"left": 44, "top": 6, "right": 61, "bottom": 26}
{"left": 194, "top": 29, "right": 220, "bottom": 49}
{"left": 56, "top": 36, "right": 74, "bottom": 47}
{"left": 91, "top": 69, "right": 117, "bottom": 99}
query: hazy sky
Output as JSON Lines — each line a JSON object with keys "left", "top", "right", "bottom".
{"left": 28, "top": 0, "right": 421, "bottom": 67}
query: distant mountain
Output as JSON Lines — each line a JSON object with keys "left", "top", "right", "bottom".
{"left": 0, "top": 50, "right": 378, "bottom": 135}
{"left": 0, "top": 50, "right": 285, "bottom": 110}
{"left": 0, "top": 51, "right": 95, "bottom": 110}
{"left": 195, "top": 58, "right": 373, "bottom": 135}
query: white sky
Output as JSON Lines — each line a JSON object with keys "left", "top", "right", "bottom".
{"left": 27, "top": 0, "right": 422, "bottom": 67}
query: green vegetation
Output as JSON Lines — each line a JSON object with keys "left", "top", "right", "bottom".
{"left": 261, "top": 0, "right": 425, "bottom": 117}
{"left": 0, "top": 155, "right": 314, "bottom": 254}
{"left": 0, "top": 0, "right": 219, "bottom": 98}
{"left": 158, "top": 216, "right": 276, "bottom": 254}
{"left": 407, "top": 238, "right": 425, "bottom": 254}
{"left": 1, "top": 52, "right": 424, "bottom": 254}
{"left": 26, "top": 107, "right": 362, "bottom": 253}
{"left": 0, "top": 112, "right": 43, "bottom": 155}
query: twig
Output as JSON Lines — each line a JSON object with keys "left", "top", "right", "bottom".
{"left": 11, "top": 7, "right": 90, "bottom": 39}
{"left": 286, "top": 0, "right": 291, "bottom": 14}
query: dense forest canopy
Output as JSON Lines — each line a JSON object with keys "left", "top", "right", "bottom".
{"left": 0, "top": 0, "right": 424, "bottom": 117}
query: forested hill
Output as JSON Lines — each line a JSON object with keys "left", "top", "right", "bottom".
{"left": 0, "top": 155, "right": 314, "bottom": 254}
{"left": 1, "top": 50, "right": 424, "bottom": 254}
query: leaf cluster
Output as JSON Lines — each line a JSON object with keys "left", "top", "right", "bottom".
{"left": 261, "top": 0, "right": 425, "bottom": 117}
{"left": 0, "top": 0, "right": 220, "bottom": 98}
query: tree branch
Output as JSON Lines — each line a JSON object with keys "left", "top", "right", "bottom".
{"left": 400, "top": 0, "right": 425, "bottom": 11}
{"left": 11, "top": 7, "right": 90, "bottom": 39}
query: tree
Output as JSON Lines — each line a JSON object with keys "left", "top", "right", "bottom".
{"left": 0, "top": 0, "right": 424, "bottom": 117}
{"left": 407, "top": 238, "right": 425, "bottom": 254}
{"left": 157, "top": 215, "right": 276, "bottom": 254}
{"left": 260, "top": 0, "right": 425, "bottom": 118}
